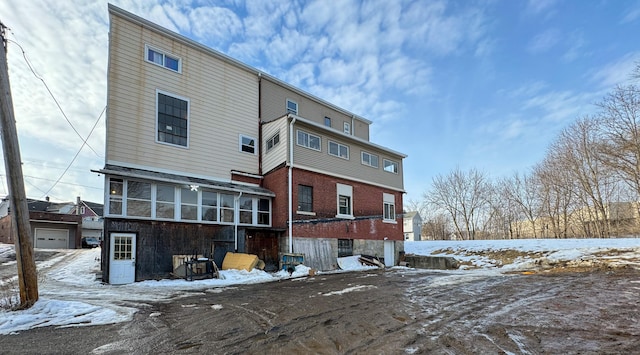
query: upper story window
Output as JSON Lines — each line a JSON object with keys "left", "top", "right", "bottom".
{"left": 328, "top": 141, "right": 349, "bottom": 160}
{"left": 383, "top": 193, "right": 396, "bottom": 222}
{"left": 157, "top": 91, "right": 189, "bottom": 148}
{"left": 383, "top": 159, "right": 399, "bottom": 174}
{"left": 361, "top": 151, "right": 379, "bottom": 168}
{"left": 336, "top": 183, "right": 353, "bottom": 218}
{"left": 343, "top": 122, "right": 351, "bottom": 135}
{"left": 145, "top": 45, "right": 181, "bottom": 73}
{"left": 297, "top": 130, "right": 321, "bottom": 151}
{"left": 240, "top": 134, "right": 257, "bottom": 154}
{"left": 286, "top": 99, "right": 298, "bottom": 115}
{"left": 266, "top": 132, "right": 280, "bottom": 152}
{"left": 324, "top": 117, "right": 332, "bottom": 127}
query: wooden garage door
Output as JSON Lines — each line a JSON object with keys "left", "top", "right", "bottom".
{"left": 35, "top": 228, "right": 69, "bottom": 249}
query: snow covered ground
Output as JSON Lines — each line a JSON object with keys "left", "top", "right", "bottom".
{"left": 1, "top": 238, "right": 639, "bottom": 335}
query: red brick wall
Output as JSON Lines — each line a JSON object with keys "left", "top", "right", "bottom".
{"left": 262, "top": 166, "right": 403, "bottom": 241}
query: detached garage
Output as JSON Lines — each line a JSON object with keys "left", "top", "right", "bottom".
{"left": 34, "top": 228, "right": 69, "bottom": 249}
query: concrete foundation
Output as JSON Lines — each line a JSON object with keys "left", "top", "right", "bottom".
{"left": 404, "top": 255, "right": 459, "bottom": 270}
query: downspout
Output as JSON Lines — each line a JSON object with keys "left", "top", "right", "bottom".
{"left": 288, "top": 115, "right": 296, "bottom": 253}
{"left": 257, "top": 72, "right": 263, "bottom": 175}
{"left": 235, "top": 191, "right": 243, "bottom": 251}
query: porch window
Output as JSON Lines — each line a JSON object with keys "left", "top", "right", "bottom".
{"left": 202, "top": 190, "right": 218, "bottom": 222}
{"left": 258, "top": 198, "right": 270, "bottom": 225}
{"left": 220, "top": 193, "right": 235, "bottom": 223}
{"left": 156, "top": 184, "right": 175, "bottom": 219}
{"left": 126, "top": 181, "right": 151, "bottom": 217}
{"left": 108, "top": 178, "right": 123, "bottom": 215}
{"left": 180, "top": 188, "right": 198, "bottom": 220}
{"left": 239, "top": 196, "right": 253, "bottom": 224}
{"left": 383, "top": 159, "right": 399, "bottom": 174}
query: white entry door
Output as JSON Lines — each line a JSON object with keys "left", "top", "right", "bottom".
{"left": 109, "top": 233, "right": 136, "bottom": 284}
{"left": 384, "top": 240, "right": 395, "bottom": 267}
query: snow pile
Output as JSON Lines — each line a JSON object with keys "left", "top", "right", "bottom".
{"left": 405, "top": 238, "right": 640, "bottom": 271}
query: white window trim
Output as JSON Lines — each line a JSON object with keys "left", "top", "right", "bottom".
{"left": 383, "top": 192, "right": 397, "bottom": 223}
{"left": 145, "top": 44, "right": 182, "bottom": 73}
{"left": 383, "top": 159, "right": 399, "bottom": 174}
{"left": 296, "top": 129, "right": 321, "bottom": 151}
{"left": 336, "top": 183, "right": 354, "bottom": 219}
{"left": 361, "top": 151, "right": 379, "bottom": 168}
{"left": 328, "top": 140, "right": 349, "bottom": 160}
{"left": 239, "top": 134, "right": 258, "bottom": 155}
{"left": 343, "top": 122, "right": 351, "bottom": 134}
{"left": 266, "top": 131, "right": 280, "bottom": 152}
{"left": 155, "top": 89, "right": 190, "bottom": 149}
{"left": 286, "top": 99, "right": 298, "bottom": 115}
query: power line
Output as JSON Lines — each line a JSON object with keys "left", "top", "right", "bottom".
{"left": 6, "top": 38, "right": 103, "bottom": 158}
{"left": 0, "top": 174, "right": 103, "bottom": 190}
{"left": 40, "top": 105, "right": 105, "bottom": 198}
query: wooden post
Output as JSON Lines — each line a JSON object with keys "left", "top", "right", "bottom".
{"left": 0, "top": 23, "right": 39, "bottom": 308}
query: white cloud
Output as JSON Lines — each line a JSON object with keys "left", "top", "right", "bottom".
{"left": 589, "top": 51, "right": 640, "bottom": 88}
{"left": 189, "top": 6, "right": 242, "bottom": 42}
{"left": 527, "top": 28, "right": 561, "bottom": 54}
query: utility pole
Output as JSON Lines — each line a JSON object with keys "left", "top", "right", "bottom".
{"left": 0, "top": 23, "right": 38, "bottom": 308}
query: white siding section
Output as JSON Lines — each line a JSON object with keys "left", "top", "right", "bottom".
{"left": 107, "top": 14, "right": 259, "bottom": 180}
{"left": 262, "top": 118, "right": 288, "bottom": 173}
{"left": 292, "top": 122, "right": 404, "bottom": 190}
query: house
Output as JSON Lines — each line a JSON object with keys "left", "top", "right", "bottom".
{"left": 98, "top": 4, "right": 406, "bottom": 284}
{"left": 0, "top": 197, "right": 82, "bottom": 249}
{"left": 403, "top": 211, "right": 423, "bottom": 241}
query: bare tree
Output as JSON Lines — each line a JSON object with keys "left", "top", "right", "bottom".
{"left": 596, "top": 85, "right": 640, "bottom": 202}
{"left": 549, "top": 117, "right": 616, "bottom": 238}
{"left": 425, "top": 167, "right": 491, "bottom": 240}
{"left": 501, "top": 171, "right": 541, "bottom": 238}
{"left": 421, "top": 212, "right": 451, "bottom": 240}
{"left": 534, "top": 157, "right": 574, "bottom": 238}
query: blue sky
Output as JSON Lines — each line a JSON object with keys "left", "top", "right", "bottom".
{"left": 1, "top": 0, "right": 639, "bottom": 207}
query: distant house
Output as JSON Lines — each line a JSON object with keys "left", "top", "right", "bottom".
{"left": 0, "top": 197, "right": 82, "bottom": 249}
{"left": 97, "top": 5, "right": 406, "bottom": 284}
{"left": 403, "top": 212, "right": 423, "bottom": 241}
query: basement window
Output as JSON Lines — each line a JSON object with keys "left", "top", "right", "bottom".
{"left": 338, "top": 239, "right": 353, "bottom": 257}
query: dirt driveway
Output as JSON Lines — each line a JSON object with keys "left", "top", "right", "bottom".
{"left": 1, "top": 267, "right": 639, "bottom": 354}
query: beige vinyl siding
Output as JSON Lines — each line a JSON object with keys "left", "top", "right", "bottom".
{"left": 107, "top": 14, "right": 259, "bottom": 180}
{"left": 260, "top": 79, "right": 369, "bottom": 141}
{"left": 292, "top": 122, "right": 403, "bottom": 190}
{"left": 262, "top": 118, "right": 288, "bottom": 173}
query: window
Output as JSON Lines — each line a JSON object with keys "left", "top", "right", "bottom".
{"left": 298, "top": 185, "right": 313, "bottom": 212}
{"left": 239, "top": 196, "right": 253, "bottom": 224}
{"left": 383, "top": 193, "right": 396, "bottom": 222}
{"left": 361, "top": 151, "right": 379, "bottom": 168}
{"left": 240, "top": 135, "right": 257, "bottom": 154}
{"left": 181, "top": 188, "right": 198, "bottom": 220}
{"left": 344, "top": 122, "right": 351, "bottom": 134}
{"left": 145, "top": 45, "right": 181, "bottom": 72}
{"left": 286, "top": 99, "right": 298, "bottom": 115}
{"left": 108, "top": 179, "right": 123, "bottom": 215}
{"left": 383, "top": 159, "right": 399, "bottom": 174}
{"left": 126, "top": 181, "right": 151, "bottom": 217}
{"left": 157, "top": 92, "right": 189, "bottom": 147}
{"left": 113, "top": 235, "right": 133, "bottom": 260}
{"left": 156, "top": 184, "right": 175, "bottom": 219}
{"left": 220, "top": 193, "right": 235, "bottom": 223}
{"left": 337, "top": 239, "right": 353, "bottom": 257}
{"left": 258, "top": 198, "right": 270, "bottom": 225}
{"left": 297, "top": 130, "right": 321, "bottom": 151}
{"left": 329, "top": 141, "right": 349, "bottom": 159}
{"left": 324, "top": 117, "right": 332, "bottom": 127}
{"left": 266, "top": 132, "right": 280, "bottom": 151}
{"left": 201, "top": 190, "right": 218, "bottom": 222}
{"left": 336, "top": 183, "right": 353, "bottom": 218}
